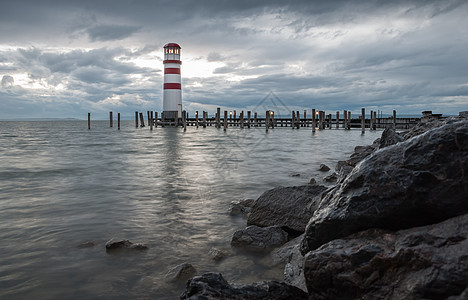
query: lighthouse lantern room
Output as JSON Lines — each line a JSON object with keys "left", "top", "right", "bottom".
{"left": 162, "top": 43, "right": 182, "bottom": 121}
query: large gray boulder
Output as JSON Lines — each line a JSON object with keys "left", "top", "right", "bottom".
{"left": 301, "top": 120, "right": 468, "bottom": 254}
{"left": 247, "top": 185, "right": 327, "bottom": 233}
{"left": 231, "top": 225, "right": 288, "bottom": 251}
{"left": 303, "top": 214, "right": 468, "bottom": 299}
{"left": 180, "top": 272, "right": 308, "bottom": 299}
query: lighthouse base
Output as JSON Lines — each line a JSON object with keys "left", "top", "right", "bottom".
{"left": 162, "top": 110, "right": 181, "bottom": 121}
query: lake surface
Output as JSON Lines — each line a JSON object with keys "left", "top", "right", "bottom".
{"left": 0, "top": 120, "right": 380, "bottom": 299}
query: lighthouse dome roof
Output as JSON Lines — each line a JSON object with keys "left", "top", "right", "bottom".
{"left": 164, "top": 43, "right": 181, "bottom": 48}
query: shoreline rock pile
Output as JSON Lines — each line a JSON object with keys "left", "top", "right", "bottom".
{"left": 181, "top": 115, "right": 468, "bottom": 299}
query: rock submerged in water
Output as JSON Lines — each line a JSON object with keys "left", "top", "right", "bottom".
{"left": 318, "top": 164, "right": 330, "bottom": 171}
{"left": 180, "top": 272, "right": 308, "bottom": 299}
{"left": 165, "top": 263, "right": 197, "bottom": 283}
{"left": 301, "top": 120, "right": 468, "bottom": 254}
{"left": 105, "top": 239, "right": 149, "bottom": 251}
{"left": 228, "top": 199, "right": 255, "bottom": 216}
{"left": 231, "top": 225, "right": 288, "bottom": 251}
{"left": 208, "top": 247, "right": 230, "bottom": 261}
{"left": 303, "top": 214, "right": 468, "bottom": 299}
{"left": 247, "top": 185, "right": 327, "bottom": 233}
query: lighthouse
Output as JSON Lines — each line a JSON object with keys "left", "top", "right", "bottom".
{"left": 162, "top": 43, "right": 182, "bottom": 121}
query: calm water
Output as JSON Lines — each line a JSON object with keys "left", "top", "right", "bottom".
{"left": 0, "top": 121, "right": 380, "bottom": 299}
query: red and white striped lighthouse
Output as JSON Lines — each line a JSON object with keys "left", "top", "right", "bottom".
{"left": 162, "top": 43, "right": 182, "bottom": 120}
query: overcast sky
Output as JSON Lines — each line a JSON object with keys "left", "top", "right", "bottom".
{"left": 0, "top": 0, "right": 467, "bottom": 119}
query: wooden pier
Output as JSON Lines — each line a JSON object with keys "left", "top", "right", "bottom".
{"left": 88, "top": 108, "right": 422, "bottom": 131}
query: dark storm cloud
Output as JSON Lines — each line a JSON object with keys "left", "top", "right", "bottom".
{"left": 85, "top": 24, "right": 142, "bottom": 42}
{"left": 0, "top": 0, "right": 467, "bottom": 118}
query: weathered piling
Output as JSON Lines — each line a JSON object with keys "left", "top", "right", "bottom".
{"left": 291, "top": 111, "right": 295, "bottom": 129}
{"left": 195, "top": 111, "right": 199, "bottom": 128}
{"left": 150, "top": 111, "right": 153, "bottom": 131}
{"left": 266, "top": 110, "right": 270, "bottom": 132}
{"left": 296, "top": 111, "right": 300, "bottom": 129}
{"left": 240, "top": 111, "right": 244, "bottom": 128}
{"left": 135, "top": 111, "right": 139, "bottom": 128}
{"left": 343, "top": 110, "right": 347, "bottom": 129}
{"left": 303, "top": 110, "right": 307, "bottom": 127}
{"left": 147, "top": 111, "right": 150, "bottom": 127}
{"left": 373, "top": 111, "right": 377, "bottom": 130}
{"left": 216, "top": 107, "right": 221, "bottom": 128}
{"left": 247, "top": 111, "right": 251, "bottom": 128}
{"left": 183, "top": 110, "right": 187, "bottom": 131}
{"left": 328, "top": 114, "right": 332, "bottom": 129}
{"left": 155, "top": 112, "right": 158, "bottom": 127}
{"left": 202, "top": 111, "right": 206, "bottom": 128}
{"left": 223, "top": 111, "right": 227, "bottom": 131}
{"left": 361, "top": 108, "right": 365, "bottom": 133}
{"left": 312, "top": 109, "right": 316, "bottom": 133}
{"left": 336, "top": 111, "right": 339, "bottom": 129}
{"left": 318, "top": 111, "right": 323, "bottom": 130}
{"left": 347, "top": 111, "right": 351, "bottom": 130}
{"left": 118, "top": 113, "right": 121, "bottom": 130}
{"left": 369, "top": 110, "right": 373, "bottom": 130}
{"left": 139, "top": 112, "right": 145, "bottom": 127}
{"left": 88, "top": 113, "right": 91, "bottom": 130}
{"left": 254, "top": 112, "right": 258, "bottom": 127}
{"left": 233, "top": 110, "right": 237, "bottom": 126}
{"left": 271, "top": 111, "right": 275, "bottom": 128}
{"left": 109, "top": 111, "right": 113, "bottom": 127}
{"left": 393, "top": 110, "right": 397, "bottom": 129}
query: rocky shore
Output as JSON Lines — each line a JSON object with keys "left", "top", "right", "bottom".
{"left": 181, "top": 114, "right": 468, "bottom": 299}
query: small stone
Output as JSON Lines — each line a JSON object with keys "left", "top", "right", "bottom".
{"left": 228, "top": 203, "right": 243, "bottom": 215}
{"left": 308, "top": 178, "right": 317, "bottom": 185}
{"left": 105, "top": 239, "right": 148, "bottom": 251}
{"left": 78, "top": 241, "right": 95, "bottom": 248}
{"left": 319, "top": 164, "right": 330, "bottom": 171}
{"left": 208, "top": 248, "right": 230, "bottom": 261}
{"left": 165, "top": 263, "right": 197, "bottom": 282}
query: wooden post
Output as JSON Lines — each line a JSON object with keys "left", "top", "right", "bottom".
{"left": 266, "top": 110, "right": 269, "bottom": 132}
{"left": 135, "top": 111, "right": 139, "bottom": 128}
{"left": 233, "top": 110, "right": 237, "bottom": 126}
{"left": 318, "top": 111, "right": 322, "bottom": 130}
{"left": 348, "top": 111, "right": 351, "bottom": 130}
{"left": 361, "top": 108, "right": 365, "bottom": 133}
{"left": 240, "top": 111, "right": 244, "bottom": 128}
{"left": 147, "top": 111, "right": 150, "bottom": 126}
{"left": 369, "top": 110, "right": 373, "bottom": 130}
{"left": 291, "top": 111, "right": 295, "bottom": 129}
{"left": 247, "top": 111, "right": 251, "bottom": 128}
{"left": 254, "top": 112, "right": 258, "bottom": 127}
{"left": 183, "top": 110, "right": 187, "bottom": 131}
{"left": 393, "top": 110, "right": 397, "bottom": 129}
{"left": 203, "top": 111, "right": 207, "bottom": 128}
{"left": 328, "top": 114, "right": 332, "bottom": 129}
{"left": 195, "top": 111, "right": 199, "bottom": 128}
{"left": 88, "top": 113, "right": 91, "bottom": 130}
{"left": 343, "top": 110, "right": 347, "bottom": 129}
{"left": 217, "top": 107, "right": 221, "bottom": 128}
{"left": 150, "top": 111, "right": 153, "bottom": 131}
{"left": 174, "top": 111, "right": 178, "bottom": 126}
{"left": 161, "top": 112, "right": 164, "bottom": 127}
{"left": 304, "top": 110, "right": 307, "bottom": 127}
{"left": 296, "top": 111, "right": 300, "bottom": 129}
{"left": 336, "top": 111, "right": 339, "bottom": 129}
{"left": 373, "top": 111, "right": 377, "bottom": 130}
{"left": 118, "top": 113, "right": 121, "bottom": 130}
{"left": 271, "top": 111, "right": 275, "bottom": 128}
{"left": 223, "top": 110, "right": 227, "bottom": 131}
{"left": 109, "top": 111, "right": 113, "bottom": 127}
{"left": 155, "top": 112, "right": 158, "bottom": 127}
{"left": 312, "top": 109, "right": 316, "bottom": 133}
{"left": 139, "top": 112, "right": 145, "bottom": 127}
